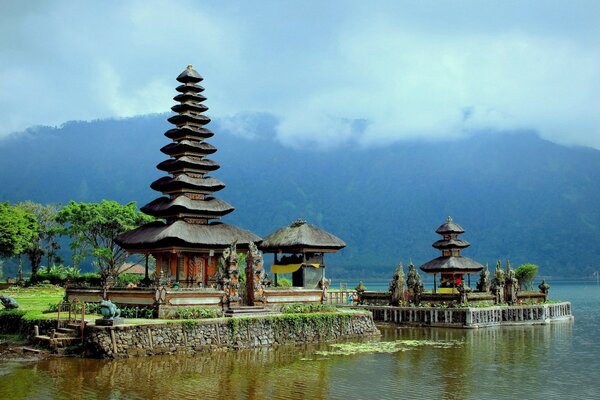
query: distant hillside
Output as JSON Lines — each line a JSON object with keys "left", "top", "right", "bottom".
{"left": 2, "top": 114, "right": 600, "bottom": 279}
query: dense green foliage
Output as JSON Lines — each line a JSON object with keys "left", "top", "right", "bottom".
{"left": 280, "top": 303, "right": 337, "bottom": 314}
{"left": 2, "top": 116, "right": 600, "bottom": 277}
{"left": 56, "top": 200, "right": 153, "bottom": 280}
{"left": 0, "top": 202, "right": 38, "bottom": 259}
{"left": 174, "top": 307, "right": 219, "bottom": 319}
{"left": 515, "top": 264, "right": 539, "bottom": 290}
{"left": 15, "top": 202, "right": 62, "bottom": 279}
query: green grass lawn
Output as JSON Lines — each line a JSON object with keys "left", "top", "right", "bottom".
{"left": 2, "top": 285, "right": 67, "bottom": 320}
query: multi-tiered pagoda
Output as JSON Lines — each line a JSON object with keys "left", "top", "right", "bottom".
{"left": 116, "top": 65, "right": 260, "bottom": 287}
{"left": 419, "top": 217, "right": 484, "bottom": 293}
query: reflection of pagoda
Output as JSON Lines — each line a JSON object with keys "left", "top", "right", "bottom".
{"left": 419, "top": 217, "right": 484, "bottom": 293}
{"left": 116, "top": 65, "right": 260, "bottom": 287}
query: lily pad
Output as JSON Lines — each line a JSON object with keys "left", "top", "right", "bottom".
{"left": 314, "top": 339, "right": 462, "bottom": 356}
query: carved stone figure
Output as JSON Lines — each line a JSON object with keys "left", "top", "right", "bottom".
{"left": 491, "top": 260, "right": 505, "bottom": 304}
{"left": 504, "top": 260, "right": 519, "bottom": 304}
{"left": 0, "top": 295, "right": 18, "bottom": 310}
{"left": 100, "top": 300, "right": 121, "bottom": 320}
{"left": 406, "top": 262, "right": 423, "bottom": 304}
{"left": 457, "top": 280, "right": 472, "bottom": 304}
{"left": 389, "top": 262, "right": 405, "bottom": 306}
{"left": 218, "top": 242, "right": 241, "bottom": 306}
{"left": 246, "top": 242, "right": 269, "bottom": 304}
{"left": 476, "top": 265, "right": 491, "bottom": 293}
{"left": 538, "top": 280, "right": 550, "bottom": 295}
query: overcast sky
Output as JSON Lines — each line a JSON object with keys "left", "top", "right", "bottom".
{"left": 1, "top": 0, "right": 599, "bottom": 149}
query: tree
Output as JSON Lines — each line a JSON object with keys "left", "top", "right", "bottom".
{"left": 16, "top": 201, "right": 62, "bottom": 280}
{"left": 56, "top": 200, "right": 152, "bottom": 282}
{"left": 0, "top": 201, "right": 38, "bottom": 260}
{"left": 515, "top": 263, "right": 539, "bottom": 290}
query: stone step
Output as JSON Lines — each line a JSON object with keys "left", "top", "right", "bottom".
{"left": 34, "top": 335, "right": 82, "bottom": 348}
{"left": 57, "top": 328, "right": 79, "bottom": 336}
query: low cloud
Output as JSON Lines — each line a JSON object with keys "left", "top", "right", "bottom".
{"left": 0, "top": 1, "right": 599, "bottom": 150}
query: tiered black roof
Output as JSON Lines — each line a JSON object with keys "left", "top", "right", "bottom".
{"left": 420, "top": 217, "right": 484, "bottom": 274}
{"left": 116, "top": 65, "right": 260, "bottom": 251}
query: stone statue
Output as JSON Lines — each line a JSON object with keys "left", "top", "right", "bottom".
{"left": 0, "top": 295, "right": 19, "bottom": 310}
{"left": 389, "top": 262, "right": 405, "bottom": 306}
{"left": 476, "top": 265, "right": 491, "bottom": 293}
{"left": 406, "top": 262, "right": 423, "bottom": 304}
{"left": 504, "top": 260, "right": 519, "bottom": 304}
{"left": 246, "top": 242, "right": 269, "bottom": 304}
{"left": 218, "top": 242, "right": 241, "bottom": 306}
{"left": 100, "top": 300, "right": 121, "bottom": 320}
{"left": 355, "top": 281, "right": 366, "bottom": 304}
{"left": 538, "top": 280, "right": 550, "bottom": 296}
{"left": 457, "top": 280, "right": 471, "bottom": 304}
{"left": 491, "top": 260, "right": 505, "bottom": 304}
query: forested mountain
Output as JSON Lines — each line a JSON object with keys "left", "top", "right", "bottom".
{"left": 2, "top": 114, "right": 599, "bottom": 279}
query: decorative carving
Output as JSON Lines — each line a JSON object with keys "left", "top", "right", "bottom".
{"left": 406, "top": 263, "right": 424, "bottom": 305}
{"left": 218, "top": 242, "right": 241, "bottom": 306}
{"left": 457, "top": 280, "right": 471, "bottom": 304}
{"left": 491, "top": 260, "right": 505, "bottom": 304}
{"left": 538, "top": 279, "right": 550, "bottom": 295}
{"left": 246, "top": 242, "right": 269, "bottom": 304}
{"left": 476, "top": 265, "right": 491, "bottom": 293}
{"left": 389, "top": 262, "right": 405, "bottom": 306}
{"left": 504, "top": 260, "right": 518, "bottom": 304}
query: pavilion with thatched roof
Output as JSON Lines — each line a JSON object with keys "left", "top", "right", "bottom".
{"left": 260, "top": 219, "right": 346, "bottom": 288}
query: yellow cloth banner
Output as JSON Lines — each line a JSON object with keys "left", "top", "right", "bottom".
{"left": 271, "top": 263, "right": 321, "bottom": 274}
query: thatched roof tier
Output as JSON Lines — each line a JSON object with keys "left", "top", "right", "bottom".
{"left": 165, "top": 127, "right": 214, "bottom": 141}
{"left": 260, "top": 220, "right": 346, "bottom": 253}
{"left": 116, "top": 221, "right": 261, "bottom": 251}
{"left": 150, "top": 175, "right": 225, "bottom": 194}
{"left": 176, "top": 65, "right": 203, "bottom": 83}
{"left": 432, "top": 239, "right": 470, "bottom": 250}
{"left": 157, "top": 157, "right": 219, "bottom": 174}
{"left": 420, "top": 256, "right": 484, "bottom": 273}
{"left": 160, "top": 141, "right": 217, "bottom": 157}
{"left": 171, "top": 102, "right": 208, "bottom": 114}
{"left": 141, "top": 196, "right": 234, "bottom": 219}
{"left": 436, "top": 217, "right": 465, "bottom": 234}
{"left": 175, "top": 84, "right": 204, "bottom": 94}
{"left": 173, "top": 92, "right": 207, "bottom": 103}
{"left": 167, "top": 113, "right": 211, "bottom": 127}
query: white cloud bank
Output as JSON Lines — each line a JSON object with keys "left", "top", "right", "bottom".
{"left": 0, "top": 0, "right": 599, "bottom": 150}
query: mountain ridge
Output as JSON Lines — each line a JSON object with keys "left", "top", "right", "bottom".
{"left": 2, "top": 114, "right": 599, "bottom": 279}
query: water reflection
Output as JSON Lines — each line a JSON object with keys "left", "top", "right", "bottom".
{"left": 0, "top": 320, "right": 580, "bottom": 400}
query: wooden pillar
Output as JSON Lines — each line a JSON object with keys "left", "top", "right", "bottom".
{"left": 273, "top": 253, "right": 278, "bottom": 287}
{"left": 433, "top": 273, "right": 437, "bottom": 293}
{"left": 144, "top": 254, "right": 149, "bottom": 281}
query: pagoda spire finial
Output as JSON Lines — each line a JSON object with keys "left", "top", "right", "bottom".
{"left": 447, "top": 216, "right": 453, "bottom": 223}
{"left": 187, "top": 64, "right": 193, "bottom": 70}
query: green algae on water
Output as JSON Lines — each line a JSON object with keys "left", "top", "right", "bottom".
{"left": 313, "top": 339, "right": 463, "bottom": 357}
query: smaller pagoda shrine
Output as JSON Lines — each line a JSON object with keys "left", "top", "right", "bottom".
{"left": 419, "top": 217, "right": 484, "bottom": 294}
{"left": 260, "top": 219, "right": 346, "bottom": 289}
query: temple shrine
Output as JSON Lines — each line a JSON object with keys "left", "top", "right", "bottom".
{"left": 115, "top": 65, "right": 261, "bottom": 288}
{"left": 419, "top": 217, "right": 484, "bottom": 294}
{"left": 260, "top": 219, "right": 346, "bottom": 289}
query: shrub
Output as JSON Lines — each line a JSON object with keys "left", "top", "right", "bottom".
{"left": 116, "top": 273, "right": 143, "bottom": 287}
{"left": 276, "top": 277, "right": 292, "bottom": 287}
{"left": 515, "top": 264, "right": 539, "bottom": 290}
{"left": 280, "top": 303, "right": 337, "bottom": 314}
{"left": 174, "top": 307, "right": 219, "bottom": 319}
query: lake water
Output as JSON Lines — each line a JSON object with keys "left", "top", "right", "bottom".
{"left": 0, "top": 280, "right": 598, "bottom": 399}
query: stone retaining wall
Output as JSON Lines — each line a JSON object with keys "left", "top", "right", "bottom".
{"left": 84, "top": 311, "right": 379, "bottom": 358}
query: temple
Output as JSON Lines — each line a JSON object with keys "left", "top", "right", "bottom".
{"left": 419, "top": 216, "right": 484, "bottom": 293}
{"left": 260, "top": 219, "right": 345, "bottom": 289}
{"left": 115, "top": 65, "right": 261, "bottom": 288}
